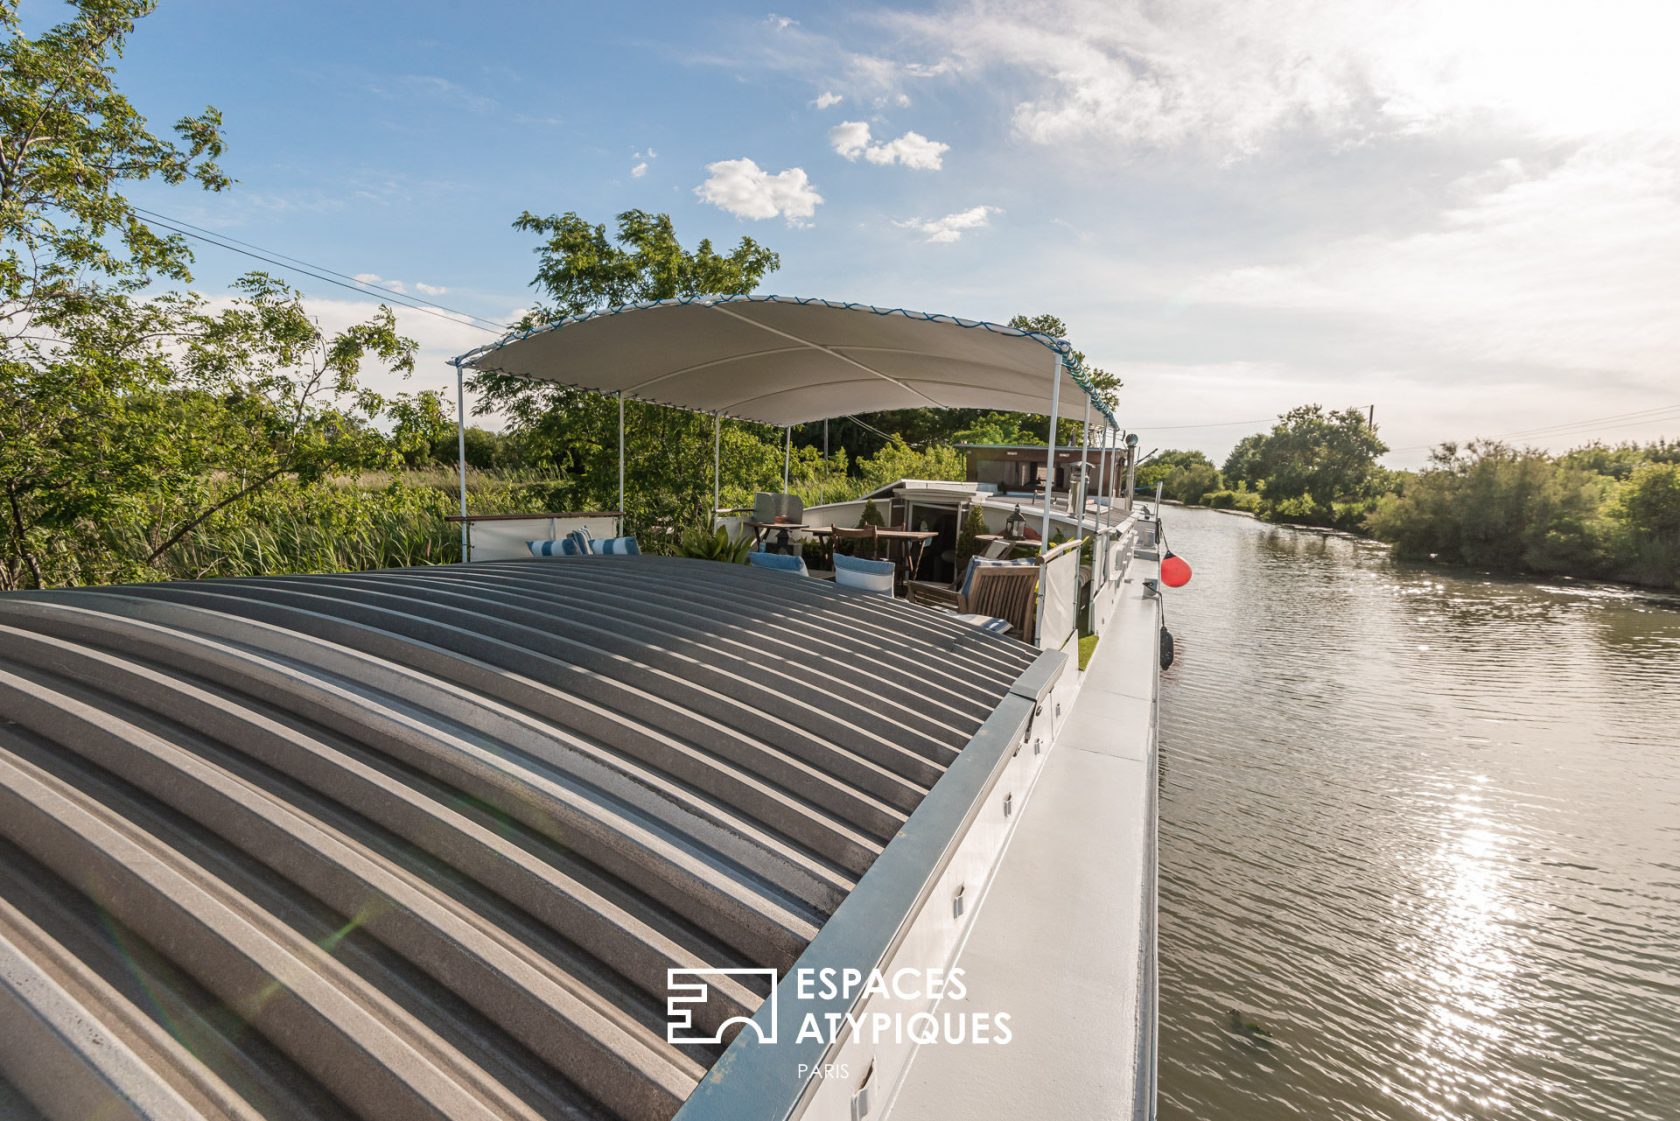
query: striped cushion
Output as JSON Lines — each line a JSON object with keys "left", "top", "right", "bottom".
{"left": 959, "top": 555, "right": 1038, "bottom": 601}
{"left": 528, "top": 537, "right": 584, "bottom": 558}
{"left": 834, "top": 552, "right": 895, "bottom": 595}
{"left": 567, "top": 528, "right": 593, "bottom": 554}
{"left": 954, "top": 612, "right": 1014, "bottom": 636}
{"left": 747, "top": 550, "right": 808, "bottom": 577}
{"left": 589, "top": 535, "right": 640, "bottom": 556}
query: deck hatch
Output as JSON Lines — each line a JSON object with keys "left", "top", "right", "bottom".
{"left": 0, "top": 555, "right": 1042, "bottom": 1121}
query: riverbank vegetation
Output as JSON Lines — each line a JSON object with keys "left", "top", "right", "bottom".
{"left": 1144, "top": 409, "right": 1680, "bottom": 590}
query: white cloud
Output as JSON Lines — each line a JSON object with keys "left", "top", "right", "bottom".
{"left": 828, "top": 120, "right": 949, "bottom": 169}
{"left": 888, "top": 0, "right": 1680, "bottom": 158}
{"left": 829, "top": 121, "right": 871, "bottom": 160}
{"left": 812, "top": 90, "right": 844, "bottom": 110}
{"left": 414, "top": 282, "right": 448, "bottom": 296}
{"left": 1188, "top": 140, "right": 1680, "bottom": 379}
{"left": 695, "top": 158, "right": 823, "bottom": 223}
{"left": 896, "top": 204, "right": 1000, "bottom": 243}
{"left": 631, "top": 161, "right": 649, "bottom": 178}
{"left": 352, "top": 273, "right": 408, "bottom": 294}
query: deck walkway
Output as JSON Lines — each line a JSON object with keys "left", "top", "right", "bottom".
{"left": 887, "top": 553, "right": 1162, "bottom": 1120}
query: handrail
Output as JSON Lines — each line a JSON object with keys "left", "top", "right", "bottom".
{"left": 444, "top": 510, "right": 623, "bottom": 523}
{"left": 1039, "top": 537, "right": 1084, "bottom": 564}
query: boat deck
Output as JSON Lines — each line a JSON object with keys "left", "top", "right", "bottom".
{"left": 887, "top": 552, "right": 1162, "bottom": 1119}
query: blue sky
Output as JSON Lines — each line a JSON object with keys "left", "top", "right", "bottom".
{"left": 64, "top": 0, "right": 1680, "bottom": 465}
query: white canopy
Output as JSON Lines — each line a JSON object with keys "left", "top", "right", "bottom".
{"left": 452, "top": 295, "right": 1116, "bottom": 428}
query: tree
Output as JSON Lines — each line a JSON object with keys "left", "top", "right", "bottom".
{"left": 1136, "top": 449, "right": 1215, "bottom": 494}
{"left": 2, "top": 0, "right": 229, "bottom": 586}
{"left": 1248, "top": 405, "right": 1388, "bottom": 515}
{"left": 470, "top": 210, "right": 784, "bottom": 534}
{"left": 1165, "top": 461, "right": 1221, "bottom": 504}
{"left": 1611, "top": 460, "right": 1680, "bottom": 587}
{"left": 1366, "top": 441, "right": 1612, "bottom": 574}
{"left": 0, "top": 5, "right": 418, "bottom": 587}
{"left": 1221, "top": 433, "right": 1267, "bottom": 491}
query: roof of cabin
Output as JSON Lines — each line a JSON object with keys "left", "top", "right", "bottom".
{"left": 0, "top": 556, "right": 1038, "bottom": 1121}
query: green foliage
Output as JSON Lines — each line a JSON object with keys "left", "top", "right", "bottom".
{"left": 859, "top": 498, "right": 885, "bottom": 528}
{"left": 676, "top": 524, "right": 750, "bottom": 565}
{"left": 1201, "top": 488, "right": 1262, "bottom": 512}
{"left": 1245, "top": 405, "right": 1388, "bottom": 519}
{"left": 0, "top": 5, "right": 421, "bottom": 589}
{"left": 1165, "top": 460, "right": 1222, "bottom": 504}
{"left": 956, "top": 504, "right": 988, "bottom": 568}
{"left": 1607, "top": 461, "right": 1680, "bottom": 587}
{"left": 1366, "top": 441, "right": 1616, "bottom": 576}
{"left": 1078, "top": 633, "right": 1098, "bottom": 671}
{"left": 1136, "top": 450, "right": 1214, "bottom": 494}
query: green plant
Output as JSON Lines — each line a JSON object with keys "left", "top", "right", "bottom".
{"left": 859, "top": 499, "right": 886, "bottom": 528}
{"left": 676, "top": 524, "right": 751, "bottom": 564}
{"left": 956, "top": 505, "right": 989, "bottom": 568}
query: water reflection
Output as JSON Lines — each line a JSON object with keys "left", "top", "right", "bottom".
{"left": 1157, "top": 507, "right": 1680, "bottom": 1121}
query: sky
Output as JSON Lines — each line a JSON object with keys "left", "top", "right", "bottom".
{"left": 52, "top": 0, "right": 1680, "bottom": 466}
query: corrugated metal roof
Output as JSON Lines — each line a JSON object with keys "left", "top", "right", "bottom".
{"left": 0, "top": 557, "right": 1038, "bottom": 1121}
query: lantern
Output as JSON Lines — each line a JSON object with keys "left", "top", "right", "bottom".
{"left": 1161, "top": 550, "right": 1192, "bottom": 587}
{"left": 1004, "top": 504, "right": 1026, "bottom": 541}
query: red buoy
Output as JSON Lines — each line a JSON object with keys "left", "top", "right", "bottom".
{"left": 1161, "top": 550, "right": 1192, "bottom": 587}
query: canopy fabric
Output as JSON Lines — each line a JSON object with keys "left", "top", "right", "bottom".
{"left": 452, "top": 295, "right": 1116, "bottom": 428}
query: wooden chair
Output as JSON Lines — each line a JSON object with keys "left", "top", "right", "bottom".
{"left": 908, "top": 557, "right": 1041, "bottom": 643}
{"left": 830, "top": 525, "right": 879, "bottom": 560}
{"left": 962, "top": 563, "right": 1040, "bottom": 643}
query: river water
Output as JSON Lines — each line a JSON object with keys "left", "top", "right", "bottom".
{"left": 1155, "top": 506, "right": 1680, "bottom": 1121}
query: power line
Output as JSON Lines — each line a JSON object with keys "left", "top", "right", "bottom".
{"left": 1128, "top": 416, "right": 1277, "bottom": 431}
{"left": 1385, "top": 402, "right": 1680, "bottom": 454}
{"left": 131, "top": 207, "right": 513, "bottom": 335}
{"left": 1483, "top": 402, "right": 1680, "bottom": 442}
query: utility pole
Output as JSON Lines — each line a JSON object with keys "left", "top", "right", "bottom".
{"left": 1368, "top": 404, "right": 1375, "bottom": 429}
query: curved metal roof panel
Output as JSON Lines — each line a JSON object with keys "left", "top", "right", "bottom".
{"left": 453, "top": 295, "right": 1118, "bottom": 428}
{"left": 0, "top": 556, "right": 1039, "bottom": 1121}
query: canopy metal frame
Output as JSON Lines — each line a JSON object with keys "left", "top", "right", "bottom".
{"left": 450, "top": 295, "right": 1118, "bottom": 559}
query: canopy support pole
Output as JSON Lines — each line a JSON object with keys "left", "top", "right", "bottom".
{"left": 617, "top": 391, "right": 625, "bottom": 522}
{"left": 712, "top": 413, "right": 722, "bottom": 526}
{"left": 1040, "top": 355, "right": 1062, "bottom": 551}
{"left": 783, "top": 426, "right": 791, "bottom": 492}
{"left": 1096, "top": 423, "right": 1111, "bottom": 527}
{"left": 1125, "top": 433, "right": 1138, "bottom": 513}
{"left": 1076, "top": 395, "right": 1091, "bottom": 527}
{"left": 454, "top": 360, "right": 469, "bottom": 562}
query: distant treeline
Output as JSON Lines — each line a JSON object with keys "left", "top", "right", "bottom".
{"left": 1139, "top": 407, "right": 1680, "bottom": 590}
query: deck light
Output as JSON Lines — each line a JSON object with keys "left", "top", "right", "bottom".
{"left": 1004, "top": 505, "right": 1026, "bottom": 540}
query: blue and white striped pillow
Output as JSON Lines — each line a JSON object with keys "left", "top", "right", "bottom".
{"left": 589, "top": 535, "right": 640, "bottom": 556}
{"left": 528, "top": 537, "right": 584, "bottom": 558}
{"left": 747, "top": 550, "right": 808, "bottom": 576}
